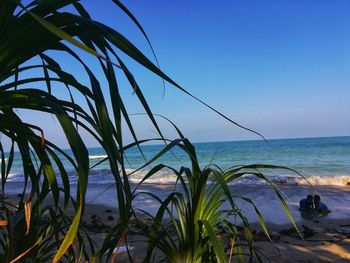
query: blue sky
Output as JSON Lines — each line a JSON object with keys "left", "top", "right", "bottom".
{"left": 7, "top": 0, "right": 350, "bottom": 148}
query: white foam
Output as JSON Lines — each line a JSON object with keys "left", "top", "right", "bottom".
{"left": 96, "top": 169, "right": 350, "bottom": 186}
{"left": 287, "top": 175, "right": 350, "bottom": 186}
{"left": 127, "top": 168, "right": 178, "bottom": 184}
{"left": 89, "top": 155, "right": 108, "bottom": 160}
{"left": 5, "top": 173, "right": 23, "bottom": 182}
{"left": 4, "top": 166, "right": 350, "bottom": 186}
{"left": 127, "top": 170, "right": 323, "bottom": 186}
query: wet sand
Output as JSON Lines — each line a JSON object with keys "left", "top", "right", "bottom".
{"left": 80, "top": 183, "right": 350, "bottom": 225}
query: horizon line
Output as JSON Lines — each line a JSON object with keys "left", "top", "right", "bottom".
{"left": 83, "top": 134, "right": 350, "bottom": 149}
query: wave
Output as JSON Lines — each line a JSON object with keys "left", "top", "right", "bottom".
{"left": 89, "top": 155, "right": 108, "bottom": 160}
{"left": 280, "top": 175, "right": 350, "bottom": 186}
{"left": 4, "top": 168, "right": 350, "bottom": 186}
{"left": 229, "top": 174, "right": 350, "bottom": 186}
{"left": 124, "top": 171, "right": 350, "bottom": 186}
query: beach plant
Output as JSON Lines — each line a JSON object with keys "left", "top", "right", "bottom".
{"left": 1, "top": 0, "right": 256, "bottom": 260}
{"left": 0, "top": 0, "right": 159, "bottom": 260}
{"left": 0, "top": 115, "right": 94, "bottom": 261}
{"left": 131, "top": 136, "right": 300, "bottom": 263}
{"left": 0, "top": 0, "right": 301, "bottom": 262}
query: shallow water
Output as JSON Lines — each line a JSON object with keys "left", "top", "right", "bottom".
{"left": 5, "top": 136, "right": 350, "bottom": 186}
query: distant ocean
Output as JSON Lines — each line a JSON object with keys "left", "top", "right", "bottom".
{"left": 4, "top": 136, "right": 350, "bottom": 186}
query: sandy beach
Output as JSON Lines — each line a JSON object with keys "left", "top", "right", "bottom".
{"left": 80, "top": 204, "right": 350, "bottom": 262}
{"left": 4, "top": 182, "right": 350, "bottom": 262}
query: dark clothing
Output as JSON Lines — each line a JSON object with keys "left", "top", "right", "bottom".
{"left": 299, "top": 199, "right": 313, "bottom": 212}
{"left": 315, "top": 202, "right": 329, "bottom": 213}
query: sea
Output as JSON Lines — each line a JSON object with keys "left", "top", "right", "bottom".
{"left": 3, "top": 136, "right": 350, "bottom": 186}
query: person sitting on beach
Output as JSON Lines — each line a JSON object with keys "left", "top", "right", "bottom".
{"left": 314, "top": 195, "right": 330, "bottom": 213}
{"left": 299, "top": 195, "right": 314, "bottom": 212}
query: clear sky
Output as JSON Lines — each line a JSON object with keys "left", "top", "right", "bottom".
{"left": 7, "top": 0, "right": 350, "bottom": 148}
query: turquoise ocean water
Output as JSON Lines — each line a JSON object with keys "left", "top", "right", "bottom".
{"left": 4, "top": 136, "right": 350, "bottom": 186}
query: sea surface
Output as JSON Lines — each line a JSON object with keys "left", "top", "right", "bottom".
{"left": 4, "top": 136, "right": 350, "bottom": 186}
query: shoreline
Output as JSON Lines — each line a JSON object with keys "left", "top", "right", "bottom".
{"left": 4, "top": 182, "right": 350, "bottom": 225}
